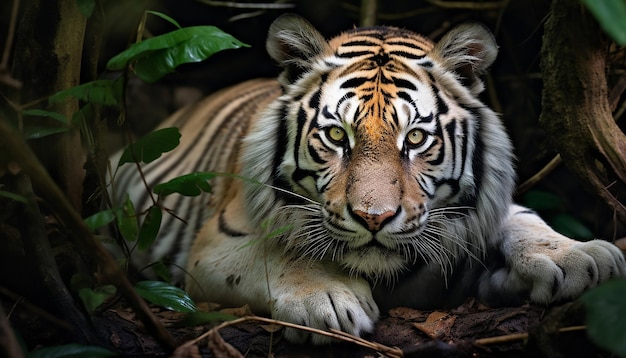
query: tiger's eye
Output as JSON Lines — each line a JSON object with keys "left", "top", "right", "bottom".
{"left": 406, "top": 129, "right": 426, "bottom": 146}
{"left": 327, "top": 126, "right": 346, "bottom": 144}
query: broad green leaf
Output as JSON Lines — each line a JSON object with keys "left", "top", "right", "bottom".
{"left": 84, "top": 209, "right": 116, "bottom": 231}
{"left": 0, "top": 190, "right": 27, "bottom": 203}
{"left": 23, "top": 126, "right": 70, "bottom": 139}
{"left": 522, "top": 190, "right": 563, "bottom": 211}
{"left": 580, "top": 279, "right": 626, "bottom": 357}
{"left": 153, "top": 172, "right": 214, "bottom": 197}
{"left": 49, "top": 79, "right": 123, "bottom": 107}
{"left": 117, "top": 127, "right": 181, "bottom": 166}
{"left": 76, "top": 0, "right": 96, "bottom": 18}
{"left": 78, "top": 285, "right": 117, "bottom": 315}
{"left": 117, "top": 196, "right": 138, "bottom": 242}
{"left": 550, "top": 213, "right": 593, "bottom": 240}
{"left": 28, "top": 343, "right": 117, "bottom": 358}
{"left": 135, "top": 280, "right": 196, "bottom": 313}
{"left": 582, "top": 0, "right": 626, "bottom": 45}
{"left": 22, "top": 109, "right": 68, "bottom": 124}
{"left": 137, "top": 205, "right": 162, "bottom": 250}
{"left": 179, "top": 311, "right": 237, "bottom": 326}
{"left": 146, "top": 10, "right": 182, "bottom": 29}
{"left": 106, "top": 26, "right": 248, "bottom": 83}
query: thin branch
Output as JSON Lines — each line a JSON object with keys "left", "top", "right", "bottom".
{"left": 340, "top": 2, "right": 437, "bottom": 21}
{"left": 475, "top": 325, "right": 585, "bottom": 345}
{"left": 516, "top": 154, "right": 562, "bottom": 196}
{"left": 0, "top": 303, "right": 24, "bottom": 358}
{"left": 0, "top": 0, "right": 22, "bottom": 88}
{"left": 181, "top": 315, "right": 404, "bottom": 357}
{"left": 424, "top": 0, "right": 507, "bottom": 10}
{"left": 1, "top": 0, "right": 19, "bottom": 68}
{"left": 5, "top": 172, "right": 98, "bottom": 345}
{"left": 0, "top": 285, "right": 74, "bottom": 332}
{"left": 0, "top": 118, "right": 177, "bottom": 351}
{"left": 609, "top": 75, "right": 626, "bottom": 112}
{"left": 180, "top": 313, "right": 587, "bottom": 357}
{"left": 329, "top": 328, "right": 403, "bottom": 357}
{"left": 360, "top": 0, "right": 378, "bottom": 27}
{"left": 615, "top": 99, "right": 626, "bottom": 122}
{"left": 194, "top": 0, "right": 295, "bottom": 9}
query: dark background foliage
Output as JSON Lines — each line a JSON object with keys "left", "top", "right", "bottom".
{"left": 1, "top": 0, "right": 626, "bottom": 356}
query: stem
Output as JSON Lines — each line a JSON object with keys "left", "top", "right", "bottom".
{"left": 360, "top": 0, "right": 378, "bottom": 27}
{"left": 0, "top": 303, "right": 24, "bottom": 358}
{"left": 515, "top": 154, "right": 561, "bottom": 196}
{"left": 1, "top": 0, "right": 20, "bottom": 69}
{"left": 0, "top": 118, "right": 178, "bottom": 351}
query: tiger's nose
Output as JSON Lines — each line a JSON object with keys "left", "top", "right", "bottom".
{"left": 351, "top": 209, "right": 397, "bottom": 232}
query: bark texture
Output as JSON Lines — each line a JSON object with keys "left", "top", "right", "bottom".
{"left": 540, "top": 0, "right": 626, "bottom": 223}
{"left": 12, "top": 0, "right": 87, "bottom": 210}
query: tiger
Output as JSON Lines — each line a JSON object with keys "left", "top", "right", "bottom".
{"left": 111, "top": 13, "right": 626, "bottom": 344}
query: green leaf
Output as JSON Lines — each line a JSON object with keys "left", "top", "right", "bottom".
{"left": 265, "top": 224, "right": 293, "bottom": 240}
{"left": 49, "top": 79, "right": 123, "bottom": 107}
{"left": 239, "top": 221, "right": 292, "bottom": 250}
{"left": 550, "top": 213, "right": 594, "bottom": 240}
{"left": 23, "top": 126, "right": 71, "bottom": 139}
{"left": 117, "top": 127, "right": 181, "bottom": 166}
{"left": 117, "top": 196, "right": 138, "bottom": 242}
{"left": 580, "top": 279, "right": 626, "bottom": 357}
{"left": 153, "top": 172, "right": 215, "bottom": 197}
{"left": 522, "top": 190, "right": 563, "bottom": 211}
{"left": 582, "top": 0, "right": 626, "bottom": 45}
{"left": 76, "top": 0, "right": 96, "bottom": 18}
{"left": 151, "top": 260, "right": 172, "bottom": 282}
{"left": 22, "top": 109, "right": 69, "bottom": 124}
{"left": 84, "top": 209, "right": 116, "bottom": 231}
{"left": 146, "top": 10, "right": 182, "bottom": 29}
{"left": 78, "top": 285, "right": 117, "bottom": 315}
{"left": 179, "top": 311, "right": 237, "bottom": 326}
{"left": 70, "top": 272, "right": 94, "bottom": 291}
{"left": 137, "top": 205, "right": 162, "bottom": 250}
{"left": 72, "top": 102, "right": 96, "bottom": 126}
{"left": 28, "top": 343, "right": 118, "bottom": 358}
{"left": 135, "top": 280, "right": 197, "bottom": 313}
{"left": 106, "top": 26, "right": 248, "bottom": 83}
{"left": 0, "top": 190, "right": 27, "bottom": 203}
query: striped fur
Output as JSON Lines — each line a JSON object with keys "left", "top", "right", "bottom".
{"left": 110, "top": 79, "right": 281, "bottom": 276}
{"left": 111, "top": 14, "right": 626, "bottom": 344}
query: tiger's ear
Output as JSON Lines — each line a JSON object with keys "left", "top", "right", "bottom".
{"left": 432, "top": 23, "right": 498, "bottom": 93}
{"left": 266, "top": 13, "right": 329, "bottom": 85}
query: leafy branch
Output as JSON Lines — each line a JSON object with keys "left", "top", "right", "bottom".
{"left": 1, "top": 6, "right": 250, "bottom": 354}
{"left": 0, "top": 118, "right": 178, "bottom": 350}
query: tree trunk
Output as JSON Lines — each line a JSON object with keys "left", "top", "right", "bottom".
{"left": 540, "top": 0, "right": 626, "bottom": 224}
{"left": 12, "top": 0, "right": 87, "bottom": 211}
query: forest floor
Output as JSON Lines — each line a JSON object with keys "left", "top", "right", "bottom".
{"left": 13, "top": 297, "right": 607, "bottom": 358}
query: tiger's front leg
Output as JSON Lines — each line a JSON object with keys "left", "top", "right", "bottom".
{"left": 478, "top": 204, "right": 626, "bottom": 305}
{"left": 184, "top": 197, "right": 379, "bottom": 344}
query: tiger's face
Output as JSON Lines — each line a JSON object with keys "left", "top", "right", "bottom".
{"left": 243, "top": 15, "right": 514, "bottom": 281}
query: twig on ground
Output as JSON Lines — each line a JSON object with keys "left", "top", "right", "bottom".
{"left": 475, "top": 325, "right": 585, "bottom": 346}
{"left": 180, "top": 315, "right": 404, "bottom": 357}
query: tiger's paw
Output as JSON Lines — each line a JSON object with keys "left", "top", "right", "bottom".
{"left": 271, "top": 275, "right": 379, "bottom": 344}
{"left": 501, "top": 236, "right": 626, "bottom": 304}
